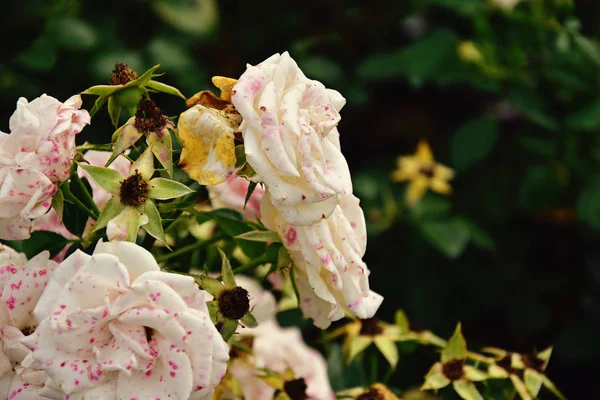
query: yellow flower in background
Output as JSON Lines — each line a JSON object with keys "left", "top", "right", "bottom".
{"left": 392, "top": 140, "right": 454, "bottom": 206}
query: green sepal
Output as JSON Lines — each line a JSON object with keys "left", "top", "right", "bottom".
{"left": 89, "top": 95, "right": 108, "bottom": 118}
{"left": 277, "top": 246, "right": 292, "bottom": 270}
{"left": 195, "top": 275, "right": 225, "bottom": 298}
{"left": 131, "top": 146, "right": 155, "bottom": 181}
{"left": 218, "top": 248, "right": 237, "bottom": 289}
{"left": 220, "top": 318, "right": 238, "bottom": 342}
{"left": 442, "top": 322, "right": 467, "bottom": 362}
{"left": 452, "top": 380, "right": 483, "bottom": 400}
{"left": 107, "top": 95, "right": 121, "bottom": 128}
{"left": 148, "top": 129, "right": 174, "bottom": 178}
{"left": 140, "top": 200, "right": 167, "bottom": 246}
{"left": 148, "top": 178, "right": 194, "bottom": 200}
{"left": 81, "top": 85, "right": 120, "bottom": 96}
{"left": 395, "top": 309, "right": 410, "bottom": 332}
{"left": 79, "top": 164, "right": 123, "bottom": 194}
{"left": 206, "top": 300, "right": 219, "bottom": 324}
{"left": 89, "top": 197, "right": 125, "bottom": 235}
{"left": 240, "top": 311, "right": 258, "bottom": 328}
{"left": 145, "top": 80, "right": 186, "bottom": 99}
{"left": 244, "top": 181, "right": 258, "bottom": 210}
{"left": 51, "top": 188, "right": 65, "bottom": 221}
{"left": 235, "top": 230, "right": 281, "bottom": 243}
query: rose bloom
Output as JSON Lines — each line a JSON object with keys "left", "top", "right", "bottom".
{"left": 211, "top": 275, "right": 334, "bottom": 400}
{"left": 0, "top": 167, "right": 57, "bottom": 240}
{"left": 231, "top": 52, "right": 352, "bottom": 226}
{"left": 262, "top": 193, "right": 382, "bottom": 328}
{"left": 23, "top": 240, "right": 229, "bottom": 400}
{"left": 0, "top": 247, "right": 58, "bottom": 399}
{"left": 0, "top": 94, "right": 90, "bottom": 184}
{"left": 207, "top": 170, "right": 265, "bottom": 221}
{"left": 0, "top": 94, "right": 90, "bottom": 240}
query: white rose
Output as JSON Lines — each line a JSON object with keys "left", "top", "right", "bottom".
{"left": 0, "top": 250, "right": 57, "bottom": 399}
{"left": 0, "top": 94, "right": 90, "bottom": 184}
{"left": 262, "top": 193, "right": 383, "bottom": 328}
{"left": 23, "top": 240, "right": 229, "bottom": 400}
{"left": 232, "top": 52, "right": 352, "bottom": 226}
{"left": 0, "top": 166, "right": 58, "bottom": 240}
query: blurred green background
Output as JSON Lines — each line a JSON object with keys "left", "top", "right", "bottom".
{"left": 2, "top": 0, "right": 600, "bottom": 397}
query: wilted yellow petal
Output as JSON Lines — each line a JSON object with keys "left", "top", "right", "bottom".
{"left": 212, "top": 76, "right": 238, "bottom": 102}
{"left": 434, "top": 164, "right": 455, "bottom": 181}
{"left": 186, "top": 90, "right": 230, "bottom": 110}
{"left": 178, "top": 105, "right": 237, "bottom": 185}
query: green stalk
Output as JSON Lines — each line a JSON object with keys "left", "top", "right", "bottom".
{"left": 71, "top": 173, "right": 101, "bottom": 216}
{"left": 156, "top": 233, "right": 226, "bottom": 264}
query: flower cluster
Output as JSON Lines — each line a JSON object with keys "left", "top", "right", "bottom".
{"left": 0, "top": 54, "right": 566, "bottom": 400}
{"left": 0, "top": 95, "right": 90, "bottom": 240}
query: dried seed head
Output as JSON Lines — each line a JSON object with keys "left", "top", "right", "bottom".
{"left": 442, "top": 359, "right": 465, "bottom": 381}
{"left": 119, "top": 170, "right": 149, "bottom": 206}
{"left": 110, "top": 62, "right": 139, "bottom": 85}
{"left": 218, "top": 286, "right": 250, "bottom": 320}
{"left": 360, "top": 317, "right": 384, "bottom": 336}
{"left": 283, "top": 378, "right": 309, "bottom": 400}
{"left": 134, "top": 98, "right": 169, "bottom": 135}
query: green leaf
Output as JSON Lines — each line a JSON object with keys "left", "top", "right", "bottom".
{"left": 152, "top": 0, "right": 219, "bottom": 38}
{"left": 219, "top": 318, "right": 238, "bottom": 341}
{"left": 508, "top": 86, "right": 558, "bottom": 131}
{"left": 565, "top": 98, "right": 600, "bottom": 131}
{"left": 235, "top": 145, "right": 246, "bottom": 169}
{"left": 240, "top": 311, "right": 258, "bottom": 328}
{"left": 108, "top": 95, "right": 121, "bottom": 128}
{"left": 218, "top": 248, "right": 236, "bottom": 289}
{"left": 326, "top": 343, "right": 345, "bottom": 391}
{"left": 441, "top": 322, "right": 467, "bottom": 362}
{"left": 212, "top": 209, "right": 266, "bottom": 258}
{"left": 574, "top": 35, "right": 600, "bottom": 67}
{"left": 577, "top": 181, "right": 600, "bottom": 229}
{"left": 450, "top": 115, "right": 497, "bottom": 172}
{"left": 357, "top": 29, "right": 457, "bottom": 87}
{"left": 146, "top": 80, "right": 186, "bottom": 100}
{"left": 420, "top": 217, "right": 471, "bottom": 259}
{"left": 456, "top": 217, "right": 495, "bottom": 251}
{"left": 298, "top": 56, "right": 343, "bottom": 85}
{"left": 90, "top": 197, "right": 125, "bottom": 234}
{"left": 148, "top": 178, "right": 194, "bottom": 200}
{"left": 48, "top": 17, "right": 98, "bottom": 51}
{"left": 15, "top": 35, "right": 57, "bottom": 71}
{"left": 51, "top": 189, "right": 64, "bottom": 221}
{"left": 424, "top": 0, "right": 483, "bottom": 15}
{"left": 520, "top": 137, "right": 555, "bottom": 157}
{"left": 235, "top": 230, "right": 281, "bottom": 243}
{"left": 19, "top": 231, "right": 69, "bottom": 259}
{"left": 79, "top": 164, "right": 123, "bottom": 194}
{"left": 140, "top": 201, "right": 167, "bottom": 245}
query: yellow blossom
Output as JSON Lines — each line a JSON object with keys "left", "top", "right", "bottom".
{"left": 391, "top": 140, "right": 454, "bottom": 206}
